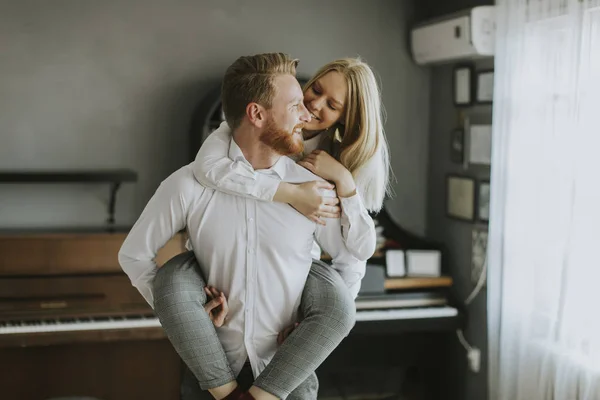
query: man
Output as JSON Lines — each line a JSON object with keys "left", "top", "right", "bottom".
{"left": 118, "top": 53, "right": 364, "bottom": 399}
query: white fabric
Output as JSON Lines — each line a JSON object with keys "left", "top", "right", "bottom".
{"left": 488, "top": 1, "right": 600, "bottom": 399}
{"left": 301, "top": 133, "right": 322, "bottom": 154}
{"left": 118, "top": 139, "right": 365, "bottom": 379}
{"left": 193, "top": 121, "right": 376, "bottom": 261}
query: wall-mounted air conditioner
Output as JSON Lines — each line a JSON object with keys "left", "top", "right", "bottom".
{"left": 411, "top": 6, "right": 496, "bottom": 66}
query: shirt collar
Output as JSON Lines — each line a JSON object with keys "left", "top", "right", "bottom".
{"left": 228, "top": 138, "right": 287, "bottom": 179}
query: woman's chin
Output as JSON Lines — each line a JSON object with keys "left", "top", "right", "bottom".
{"left": 303, "top": 121, "right": 325, "bottom": 132}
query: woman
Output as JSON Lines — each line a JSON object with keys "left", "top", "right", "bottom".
{"left": 157, "top": 58, "right": 391, "bottom": 400}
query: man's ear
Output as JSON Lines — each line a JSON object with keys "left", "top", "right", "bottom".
{"left": 246, "top": 103, "right": 267, "bottom": 128}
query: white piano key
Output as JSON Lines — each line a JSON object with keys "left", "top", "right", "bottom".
{"left": 0, "top": 316, "right": 162, "bottom": 335}
{"left": 355, "top": 306, "right": 458, "bottom": 322}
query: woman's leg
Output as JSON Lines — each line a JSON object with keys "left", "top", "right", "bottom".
{"left": 252, "top": 259, "right": 356, "bottom": 399}
{"left": 153, "top": 251, "right": 236, "bottom": 391}
{"left": 286, "top": 373, "right": 319, "bottom": 400}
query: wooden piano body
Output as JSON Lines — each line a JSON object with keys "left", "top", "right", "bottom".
{"left": 0, "top": 231, "right": 186, "bottom": 400}
{"left": 0, "top": 211, "right": 465, "bottom": 400}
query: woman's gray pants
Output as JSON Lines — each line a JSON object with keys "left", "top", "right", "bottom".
{"left": 153, "top": 251, "right": 356, "bottom": 399}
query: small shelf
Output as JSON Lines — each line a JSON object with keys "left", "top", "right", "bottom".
{"left": 384, "top": 276, "right": 453, "bottom": 290}
{"left": 0, "top": 169, "right": 138, "bottom": 229}
{"left": 0, "top": 170, "right": 137, "bottom": 184}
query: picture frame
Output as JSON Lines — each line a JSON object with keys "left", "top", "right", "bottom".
{"left": 453, "top": 65, "right": 474, "bottom": 106}
{"left": 476, "top": 70, "right": 494, "bottom": 104}
{"left": 446, "top": 175, "right": 476, "bottom": 222}
{"left": 478, "top": 181, "right": 490, "bottom": 223}
{"left": 450, "top": 128, "right": 464, "bottom": 164}
{"left": 468, "top": 124, "right": 492, "bottom": 166}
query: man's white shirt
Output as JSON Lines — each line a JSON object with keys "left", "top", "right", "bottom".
{"left": 118, "top": 138, "right": 365, "bottom": 379}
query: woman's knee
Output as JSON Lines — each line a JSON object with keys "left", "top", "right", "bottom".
{"left": 304, "top": 265, "right": 357, "bottom": 334}
{"left": 153, "top": 251, "right": 207, "bottom": 309}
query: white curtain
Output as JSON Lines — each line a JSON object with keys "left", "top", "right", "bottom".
{"left": 488, "top": 0, "right": 600, "bottom": 399}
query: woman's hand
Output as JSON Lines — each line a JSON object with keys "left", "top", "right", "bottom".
{"left": 298, "top": 150, "right": 357, "bottom": 198}
{"left": 204, "top": 285, "right": 229, "bottom": 328}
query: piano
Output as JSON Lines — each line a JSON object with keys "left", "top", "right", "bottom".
{"left": 0, "top": 230, "right": 186, "bottom": 400}
{"left": 0, "top": 210, "right": 463, "bottom": 400}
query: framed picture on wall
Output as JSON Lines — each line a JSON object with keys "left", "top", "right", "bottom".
{"left": 478, "top": 181, "right": 490, "bottom": 223}
{"left": 476, "top": 70, "right": 494, "bottom": 104}
{"left": 446, "top": 175, "right": 476, "bottom": 222}
{"left": 450, "top": 128, "right": 464, "bottom": 164}
{"left": 453, "top": 65, "right": 474, "bottom": 106}
{"left": 468, "top": 124, "right": 492, "bottom": 166}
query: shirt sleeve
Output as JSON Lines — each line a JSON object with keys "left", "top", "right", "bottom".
{"left": 192, "top": 121, "right": 280, "bottom": 201}
{"left": 118, "top": 167, "right": 197, "bottom": 307}
{"left": 314, "top": 189, "right": 366, "bottom": 299}
{"left": 339, "top": 191, "right": 377, "bottom": 261}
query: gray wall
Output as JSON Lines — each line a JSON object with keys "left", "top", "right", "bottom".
{"left": 0, "top": 0, "right": 430, "bottom": 234}
{"left": 414, "top": 1, "right": 494, "bottom": 400}
{"left": 426, "top": 59, "right": 493, "bottom": 400}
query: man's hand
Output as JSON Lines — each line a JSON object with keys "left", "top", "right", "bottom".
{"left": 204, "top": 285, "right": 229, "bottom": 328}
{"left": 277, "top": 322, "right": 299, "bottom": 346}
{"left": 289, "top": 181, "right": 341, "bottom": 225}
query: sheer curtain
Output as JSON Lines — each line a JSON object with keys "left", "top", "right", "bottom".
{"left": 488, "top": 0, "right": 600, "bottom": 399}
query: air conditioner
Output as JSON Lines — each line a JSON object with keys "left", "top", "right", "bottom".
{"left": 411, "top": 6, "right": 496, "bottom": 65}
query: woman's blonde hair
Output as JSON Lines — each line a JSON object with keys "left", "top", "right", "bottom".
{"left": 303, "top": 58, "right": 392, "bottom": 212}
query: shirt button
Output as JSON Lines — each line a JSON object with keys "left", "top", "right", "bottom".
{"left": 248, "top": 249, "right": 253, "bottom": 254}
{"left": 249, "top": 218, "right": 254, "bottom": 223}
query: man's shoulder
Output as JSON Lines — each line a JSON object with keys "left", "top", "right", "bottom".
{"left": 160, "top": 164, "right": 209, "bottom": 196}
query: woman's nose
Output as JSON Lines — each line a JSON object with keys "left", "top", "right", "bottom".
{"left": 309, "top": 96, "right": 324, "bottom": 111}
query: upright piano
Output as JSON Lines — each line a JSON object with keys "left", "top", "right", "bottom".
{"left": 0, "top": 230, "right": 186, "bottom": 400}
{"left": 0, "top": 211, "right": 463, "bottom": 400}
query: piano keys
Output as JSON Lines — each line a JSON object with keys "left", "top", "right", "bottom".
{"left": 0, "top": 306, "right": 459, "bottom": 337}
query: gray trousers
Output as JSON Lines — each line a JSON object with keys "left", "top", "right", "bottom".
{"left": 153, "top": 251, "right": 356, "bottom": 399}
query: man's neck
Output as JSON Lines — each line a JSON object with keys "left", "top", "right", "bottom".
{"left": 232, "top": 126, "right": 280, "bottom": 170}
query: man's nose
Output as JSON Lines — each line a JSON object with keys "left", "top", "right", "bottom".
{"left": 299, "top": 103, "right": 311, "bottom": 122}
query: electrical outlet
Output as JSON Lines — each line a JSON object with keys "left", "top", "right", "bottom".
{"left": 468, "top": 347, "right": 481, "bottom": 373}
{"left": 471, "top": 228, "right": 488, "bottom": 286}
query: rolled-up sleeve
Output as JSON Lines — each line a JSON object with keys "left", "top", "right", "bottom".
{"left": 339, "top": 191, "right": 376, "bottom": 261}
{"left": 314, "top": 189, "right": 366, "bottom": 299}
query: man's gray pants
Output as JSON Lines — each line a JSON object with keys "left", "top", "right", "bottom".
{"left": 153, "top": 251, "right": 356, "bottom": 399}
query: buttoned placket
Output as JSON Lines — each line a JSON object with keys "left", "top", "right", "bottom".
{"left": 243, "top": 197, "right": 258, "bottom": 366}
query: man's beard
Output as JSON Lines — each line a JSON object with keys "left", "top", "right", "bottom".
{"left": 259, "top": 118, "right": 304, "bottom": 156}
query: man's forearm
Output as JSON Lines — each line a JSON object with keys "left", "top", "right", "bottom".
{"left": 118, "top": 252, "right": 158, "bottom": 307}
